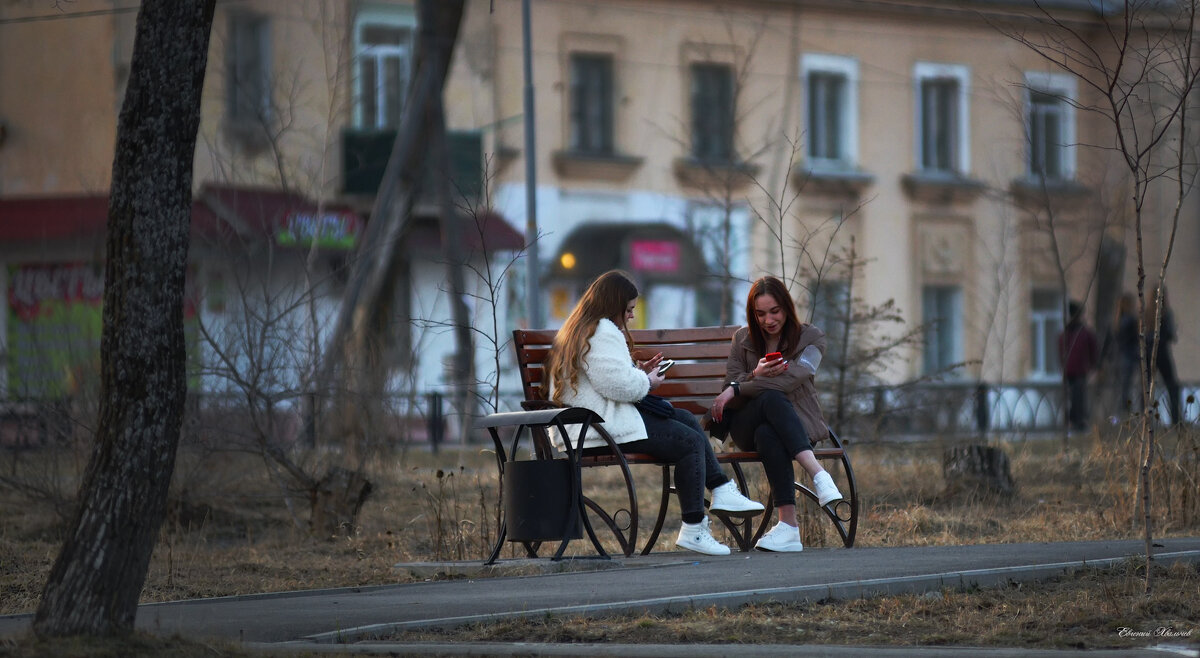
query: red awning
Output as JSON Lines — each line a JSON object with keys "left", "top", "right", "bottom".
{"left": 0, "top": 192, "right": 225, "bottom": 242}
{"left": 0, "top": 186, "right": 335, "bottom": 246}
{"left": 0, "top": 195, "right": 110, "bottom": 241}
{"left": 0, "top": 185, "right": 523, "bottom": 253}
{"left": 406, "top": 210, "right": 525, "bottom": 253}
{"left": 195, "top": 183, "right": 317, "bottom": 242}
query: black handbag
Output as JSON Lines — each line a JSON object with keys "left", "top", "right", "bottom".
{"left": 635, "top": 394, "right": 675, "bottom": 419}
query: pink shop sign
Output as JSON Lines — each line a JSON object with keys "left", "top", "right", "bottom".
{"left": 629, "top": 240, "right": 679, "bottom": 273}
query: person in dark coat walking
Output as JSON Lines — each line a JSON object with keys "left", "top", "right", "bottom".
{"left": 1144, "top": 286, "right": 1183, "bottom": 426}
{"left": 1112, "top": 292, "right": 1140, "bottom": 413}
{"left": 1058, "top": 300, "right": 1099, "bottom": 431}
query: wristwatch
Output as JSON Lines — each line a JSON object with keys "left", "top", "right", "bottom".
{"left": 728, "top": 381, "right": 740, "bottom": 396}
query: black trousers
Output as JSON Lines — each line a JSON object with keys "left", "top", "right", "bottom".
{"left": 727, "top": 390, "right": 813, "bottom": 507}
{"left": 1065, "top": 375, "right": 1089, "bottom": 430}
{"left": 586, "top": 406, "right": 728, "bottom": 524}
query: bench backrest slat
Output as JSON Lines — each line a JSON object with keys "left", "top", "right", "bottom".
{"left": 513, "top": 326, "right": 739, "bottom": 409}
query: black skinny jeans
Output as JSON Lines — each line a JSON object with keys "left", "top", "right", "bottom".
{"left": 585, "top": 406, "right": 729, "bottom": 524}
{"left": 727, "top": 389, "right": 813, "bottom": 507}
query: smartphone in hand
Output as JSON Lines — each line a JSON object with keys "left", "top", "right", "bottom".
{"left": 657, "top": 359, "right": 675, "bottom": 375}
{"left": 765, "top": 352, "right": 782, "bottom": 362}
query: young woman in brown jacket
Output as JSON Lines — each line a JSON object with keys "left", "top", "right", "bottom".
{"left": 709, "top": 276, "right": 843, "bottom": 552}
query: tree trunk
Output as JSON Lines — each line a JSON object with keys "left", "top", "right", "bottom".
{"left": 310, "top": 467, "right": 374, "bottom": 538}
{"left": 33, "top": 0, "right": 215, "bottom": 637}
{"left": 942, "top": 444, "right": 1015, "bottom": 500}
{"left": 316, "top": 0, "right": 464, "bottom": 395}
{"left": 312, "top": 0, "right": 465, "bottom": 455}
{"left": 428, "top": 31, "right": 476, "bottom": 444}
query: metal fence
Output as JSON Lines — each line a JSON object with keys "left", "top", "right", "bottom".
{"left": 3, "top": 380, "right": 1195, "bottom": 450}
{"left": 829, "top": 380, "right": 1197, "bottom": 441}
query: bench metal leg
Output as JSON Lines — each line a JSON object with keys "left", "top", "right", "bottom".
{"left": 795, "top": 432, "right": 859, "bottom": 548}
{"left": 577, "top": 453, "right": 641, "bottom": 558}
{"left": 638, "top": 465, "right": 672, "bottom": 555}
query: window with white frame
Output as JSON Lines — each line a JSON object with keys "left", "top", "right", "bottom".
{"left": 569, "top": 53, "right": 615, "bottom": 155}
{"left": 226, "top": 11, "right": 270, "bottom": 125}
{"left": 1029, "top": 288, "right": 1062, "bottom": 379}
{"left": 690, "top": 63, "right": 735, "bottom": 162}
{"left": 922, "top": 284, "right": 963, "bottom": 375}
{"left": 1025, "top": 72, "right": 1076, "bottom": 181}
{"left": 354, "top": 6, "right": 415, "bottom": 130}
{"left": 803, "top": 54, "right": 858, "bottom": 169}
{"left": 914, "top": 63, "right": 970, "bottom": 175}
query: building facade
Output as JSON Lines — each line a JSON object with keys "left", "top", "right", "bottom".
{"left": 0, "top": 0, "right": 1195, "bottom": 432}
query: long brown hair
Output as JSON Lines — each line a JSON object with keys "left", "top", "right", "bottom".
{"left": 545, "top": 270, "right": 639, "bottom": 403}
{"left": 744, "top": 276, "right": 802, "bottom": 357}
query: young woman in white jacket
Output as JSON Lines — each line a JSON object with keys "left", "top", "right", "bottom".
{"left": 544, "top": 270, "right": 762, "bottom": 555}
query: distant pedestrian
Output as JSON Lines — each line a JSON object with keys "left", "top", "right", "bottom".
{"left": 1057, "top": 300, "right": 1099, "bottom": 431}
{"left": 1112, "top": 292, "right": 1139, "bottom": 413}
{"left": 1144, "top": 286, "right": 1182, "bottom": 426}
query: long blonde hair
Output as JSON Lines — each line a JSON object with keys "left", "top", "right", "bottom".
{"left": 544, "top": 270, "right": 639, "bottom": 404}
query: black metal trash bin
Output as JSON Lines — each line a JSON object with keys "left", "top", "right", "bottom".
{"left": 503, "top": 459, "right": 582, "bottom": 542}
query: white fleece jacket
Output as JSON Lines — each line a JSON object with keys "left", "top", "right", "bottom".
{"left": 552, "top": 318, "right": 650, "bottom": 450}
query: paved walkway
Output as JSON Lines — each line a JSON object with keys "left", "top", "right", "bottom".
{"left": 2, "top": 538, "right": 1199, "bottom": 657}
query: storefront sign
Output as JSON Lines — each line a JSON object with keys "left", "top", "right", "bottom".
{"left": 7, "top": 263, "right": 104, "bottom": 398}
{"left": 9, "top": 262, "right": 104, "bottom": 321}
{"left": 276, "top": 211, "right": 360, "bottom": 249}
{"left": 630, "top": 240, "right": 680, "bottom": 273}
{"left": 6, "top": 263, "right": 199, "bottom": 400}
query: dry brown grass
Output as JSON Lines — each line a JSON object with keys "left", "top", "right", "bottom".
{"left": 1, "top": 422, "right": 1199, "bottom": 652}
{"left": 393, "top": 560, "right": 1199, "bottom": 650}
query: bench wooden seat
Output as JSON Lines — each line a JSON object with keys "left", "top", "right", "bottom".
{"left": 492, "top": 325, "right": 858, "bottom": 558}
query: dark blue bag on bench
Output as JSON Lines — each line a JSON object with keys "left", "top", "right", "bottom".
{"left": 635, "top": 394, "right": 675, "bottom": 419}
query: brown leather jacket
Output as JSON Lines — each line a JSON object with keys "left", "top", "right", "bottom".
{"left": 723, "top": 324, "right": 830, "bottom": 443}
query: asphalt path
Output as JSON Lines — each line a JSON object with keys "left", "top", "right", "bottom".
{"left": 3, "top": 537, "right": 1198, "bottom": 656}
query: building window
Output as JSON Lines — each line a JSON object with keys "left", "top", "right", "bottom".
{"left": 915, "top": 63, "right": 969, "bottom": 175}
{"left": 690, "top": 63, "right": 734, "bottom": 163}
{"left": 810, "top": 279, "right": 850, "bottom": 367}
{"left": 569, "top": 54, "right": 614, "bottom": 155}
{"left": 226, "top": 12, "right": 270, "bottom": 126}
{"left": 922, "top": 284, "right": 963, "bottom": 375}
{"left": 355, "top": 7, "right": 415, "bottom": 130}
{"left": 803, "top": 54, "right": 858, "bottom": 169}
{"left": 1029, "top": 288, "right": 1062, "bottom": 379}
{"left": 1025, "top": 72, "right": 1076, "bottom": 181}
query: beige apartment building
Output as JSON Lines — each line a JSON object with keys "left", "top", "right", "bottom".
{"left": 0, "top": 0, "right": 1195, "bottom": 430}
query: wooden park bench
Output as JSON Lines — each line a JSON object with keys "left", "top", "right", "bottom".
{"left": 480, "top": 326, "right": 858, "bottom": 564}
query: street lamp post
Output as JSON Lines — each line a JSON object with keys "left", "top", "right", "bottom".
{"left": 522, "top": 0, "right": 541, "bottom": 328}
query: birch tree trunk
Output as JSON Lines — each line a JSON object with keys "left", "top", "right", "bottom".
{"left": 33, "top": 0, "right": 215, "bottom": 636}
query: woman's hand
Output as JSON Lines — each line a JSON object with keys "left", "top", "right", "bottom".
{"left": 709, "top": 386, "right": 736, "bottom": 423}
{"left": 752, "top": 354, "right": 789, "bottom": 378}
{"left": 637, "top": 352, "right": 664, "bottom": 374}
{"left": 647, "top": 368, "right": 665, "bottom": 390}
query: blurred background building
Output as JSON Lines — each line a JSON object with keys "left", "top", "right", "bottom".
{"left": 0, "top": 0, "right": 1195, "bottom": 439}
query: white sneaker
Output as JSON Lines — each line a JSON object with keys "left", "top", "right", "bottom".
{"left": 755, "top": 521, "right": 804, "bottom": 552}
{"left": 675, "top": 518, "right": 731, "bottom": 556}
{"left": 709, "top": 480, "right": 765, "bottom": 514}
{"left": 813, "top": 470, "right": 843, "bottom": 507}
